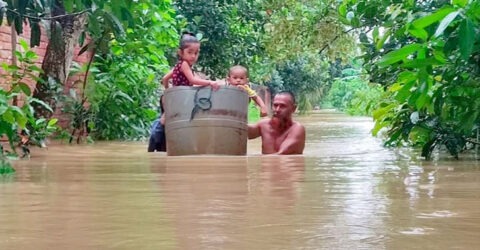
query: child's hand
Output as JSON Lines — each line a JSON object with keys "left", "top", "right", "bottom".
{"left": 210, "top": 81, "right": 221, "bottom": 91}
{"left": 237, "top": 85, "right": 247, "bottom": 91}
{"left": 260, "top": 107, "right": 268, "bottom": 117}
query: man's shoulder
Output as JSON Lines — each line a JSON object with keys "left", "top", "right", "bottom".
{"left": 293, "top": 120, "right": 305, "bottom": 128}
{"left": 291, "top": 121, "right": 306, "bottom": 134}
{"left": 257, "top": 118, "right": 271, "bottom": 126}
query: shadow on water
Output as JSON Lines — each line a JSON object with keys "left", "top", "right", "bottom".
{"left": 0, "top": 110, "right": 479, "bottom": 249}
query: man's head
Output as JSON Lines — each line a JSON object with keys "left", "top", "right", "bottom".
{"left": 272, "top": 91, "right": 297, "bottom": 120}
{"left": 227, "top": 65, "right": 249, "bottom": 86}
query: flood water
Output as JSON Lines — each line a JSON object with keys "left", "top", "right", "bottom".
{"left": 1, "top": 111, "right": 480, "bottom": 249}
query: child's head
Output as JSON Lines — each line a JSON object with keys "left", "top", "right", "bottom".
{"left": 178, "top": 32, "right": 200, "bottom": 66}
{"left": 228, "top": 65, "right": 249, "bottom": 86}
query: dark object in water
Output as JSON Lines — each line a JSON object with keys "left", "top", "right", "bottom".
{"left": 20, "top": 130, "right": 30, "bottom": 159}
{"left": 148, "top": 119, "right": 166, "bottom": 152}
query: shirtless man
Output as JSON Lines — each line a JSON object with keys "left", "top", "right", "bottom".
{"left": 248, "top": 91, "right": 306, "bottom": 155}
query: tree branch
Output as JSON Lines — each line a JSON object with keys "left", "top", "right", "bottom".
{"left": 2, "top": 7, "right": 91, "bottom": 21}
{"left": 318, "top": 27, "right": 357, "bottom": 54}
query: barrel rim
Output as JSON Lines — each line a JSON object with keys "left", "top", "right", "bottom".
{"left": 164, "top": 85, "right": 248, "bottom": 94}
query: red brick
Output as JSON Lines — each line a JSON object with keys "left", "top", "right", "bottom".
{"left": 0, "top": 20, "right": 92, "bottom": 128}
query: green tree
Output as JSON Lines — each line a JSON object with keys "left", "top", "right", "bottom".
{"left": 262, "top": 0, "right": 356, "bottom": 61}
{"left": 80, "top": 1, "right": 178, "bottom": 140}
{"left": 265, "top": 54, "right": 334, "bottom": 113}
{"left": 258, "top": 0, "right": 359, "bottom": 112}
{"left": 340, "top": 0, "right": 480, "bottom": 158}
{"left": 173, "top": 0, "right": 266, "bottom": 78}
{"left": 1, "top": 0, "right": 159, "bottom": 117}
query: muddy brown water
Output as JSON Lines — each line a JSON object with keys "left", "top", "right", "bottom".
{"left": 1, "top": 110, "right": 480, "bottom": 249}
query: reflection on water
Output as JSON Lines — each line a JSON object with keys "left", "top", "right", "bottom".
{"left": 1, "top": 110, "right": 480, "bottom": 249}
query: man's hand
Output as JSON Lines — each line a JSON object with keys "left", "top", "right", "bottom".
{"left": 260, "top": 106, "right": 268, "bottom": 117}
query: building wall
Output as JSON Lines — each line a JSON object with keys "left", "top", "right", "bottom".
{"left": 0, "top": 21, "right": 91, "bottom": 127}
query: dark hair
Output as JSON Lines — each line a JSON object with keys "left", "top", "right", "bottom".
{"left": 275, "top": 91, "right": 296, "bottom": 105}
{"left": 179, "top": 31, "right": 199, "bottom": 50}
{"left": 228, "top": 65, "right": 249, "bottom": 77}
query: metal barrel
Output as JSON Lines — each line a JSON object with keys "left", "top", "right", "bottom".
{"left": 164, "top": 86, "right": 249, "bottom": 156}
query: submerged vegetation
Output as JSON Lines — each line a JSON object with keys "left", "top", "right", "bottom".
{"left": 0, "top": 0, "right": 479, "bottom": 159}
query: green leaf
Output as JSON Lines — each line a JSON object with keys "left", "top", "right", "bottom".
{"left": 30, "top": 98, "right": 53, "bottom": 113}
{"left": 432, "top": 49, "right": 447, "bottom": 63}
{"left": 75, "top": 0, "right": 84, "bottom": 9}
{"left": 434, "top": 11, "right": 459, "bottom": 37}
{"left": 452, "top": 0, "right": 468, "bottom": 7}
{"left": 78, "top": 41, "right": 94, "bottom": 56}
{"left": 88, "top": 14, "right": 101, "bottom": 37}
{"left": 0, "top": 105, "right": 7, "bottom": 116}
{"left": 377, "top": 43, "right": 424, "bottom": 67}
{"left": 408, "top": 28, "right": 428, "bottom": 41}
{"left": 64, "top": 0, "right": 74, "bottom": 12}
{"left": 0, "top": 8, "right": 4, "bottom": 26}
{"left": 48, "top": 118, "right": 58, "bottom": 126}
{"left": 459, "top": 18, "right": 474, "bottom": 60}
{"left": 372, "top": 27, "right": 379, "bottom": 41}
{"left": 376, "top": 28, "right": 391, "bottom": 50}
{"left": 372, "top": 120, "right": 388, "bottom": 136}
{"left": 18, "top": 0, "right": 27, "bottom": 15}
{"left": 14, "top": 16, "right": 23, "bottom": 34}
{"left": 18, "top": 82, "right": 32, "bottom": 96}
{"left": 114, "top": 91, "right": 134, "bottom": 102}
{"left": 2, "top": 110, "right": 15, "bottom": 124}
{"left": 19, "top": 39, "right": 29, "bottom": 51}
{"left": 14, "top": 113, "right": 27, "bottom": 129}
{"left": 30, "top": 21, "right": 41, "bottom": 47}
{"left": 415, "top": 83, "right": 430, "bottom": 109}
{"left": 338, "top": 4, "right": 347, "bottom": 17}
{"left": 79, "top": 31, "right": 86, "bottom": 46}
{"left": 412, "top": 7, "right": 455, "bottom": 29}
{"left": 395, "top": 80, "right": 415, "bottom": 102}
{"left": 372, "top": 103, "right": 395, "bottom": 121}
{"left": 10, "top": 106, "right": 24, "bottom": 116}
{"left": 36, "top": 118, "right": 46, "bottom": 126}
{"left": 104, "top": 12, "right": 126, "bottom": 39}
{"left": 120, "top": 7, "right": 134, "bottom": 28}
{"left": 400, "top": 58, "right": 442, "bottom": 69}
{"left": 25, "top": 51, "right": 37, "bottom": 60}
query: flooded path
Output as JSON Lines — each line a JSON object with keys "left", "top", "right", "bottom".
{"left": 1, "top": 111, "right": 480, "bottom": 249}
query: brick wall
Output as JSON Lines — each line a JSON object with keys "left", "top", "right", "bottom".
{"left": 0, "top": 20, "right": 92, "bottom": 127}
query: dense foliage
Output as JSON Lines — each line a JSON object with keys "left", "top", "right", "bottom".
{"left": 0, "top": 41, "right": 57, "bottom": 153}
{"left": 323, "top": 67, "right": 383, "bottom": 116}
{"left": 173, "top": 0, "right": 266, "bottom": 79}
{"left": 3, "top": 0, "right": 480, "bottom": 160}
{"left": 87, "top": 1, "right": 178, "bottom": 140}
{"left": 262, "top": 0, "right": 356, "bottom": 62}
{"left": 340, "top": 0, "right": 480, "bottom": 158}
{"left": 265, "top": 55, "right": 334, "bottom": 113}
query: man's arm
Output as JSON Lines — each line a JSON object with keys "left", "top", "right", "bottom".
{"left": 248, "top": 122, "right": 261, "bottom": 139}
{"left": 277, "top": 123, "right": 306, "bottom": 155}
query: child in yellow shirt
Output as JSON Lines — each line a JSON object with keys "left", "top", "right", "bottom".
{"left": 227, "top": 65, "right": 268, "bottom": 118}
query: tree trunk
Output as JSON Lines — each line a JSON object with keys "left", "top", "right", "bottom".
{"left": 33, "top": 1, "right": 86, "bottom": 118}
{"left": 11, "top": 25, "right": 18, "bottom": 106}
